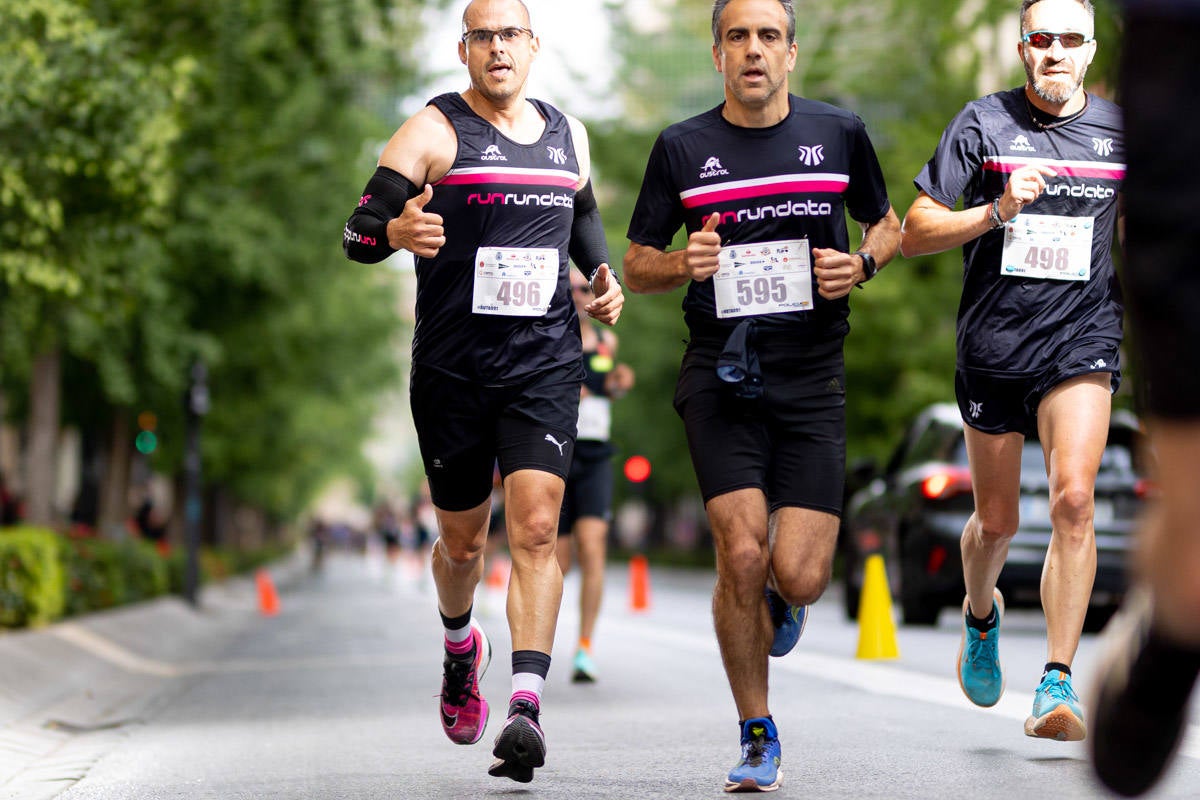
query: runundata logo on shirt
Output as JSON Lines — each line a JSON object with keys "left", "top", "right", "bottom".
{"left": 699, "top": 156, "right": 730, "bottom": 179}
{"left": 480, "top": 145, "right": 508, "bottom": 162}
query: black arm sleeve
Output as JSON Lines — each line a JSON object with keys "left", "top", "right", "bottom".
{"left": 568, "top": 180, "right": 614, "bottom": 282}
{"left": 343, "top": 166, "right": 419, "bottom": 264}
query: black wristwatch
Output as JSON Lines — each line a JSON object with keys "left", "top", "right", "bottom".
{"left": 855, "top": 250, "right": 877, "bottom": 284}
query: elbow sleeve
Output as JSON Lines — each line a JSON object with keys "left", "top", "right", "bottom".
{"left": 343, "top": 166, "right": 419, "bottom": 264}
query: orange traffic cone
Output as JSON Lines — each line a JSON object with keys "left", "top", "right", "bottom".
{"left": 256, "top": 569, "right": 280, "bottom": 617}
{"left": 486, "top": 555, "right": 511, "bottom": 591}
{"left": 628, "top": 554, "right": 651, "bottom": 612}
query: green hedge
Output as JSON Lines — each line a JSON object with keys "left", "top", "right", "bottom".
{"left": 0, "top": 527, "right": 66, "bottom": 627}
{"left": 0, "top": 526, "right": 293, "bottom": 629}
{"left": 62, "top": 537, "right": 169, "bottom": 616}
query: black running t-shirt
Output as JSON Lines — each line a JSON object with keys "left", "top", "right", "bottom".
{"left": 413, "top": 93, "right": 582, "bottom": 385}
{"left": 627, "top": 95, "right": 891, "bottom": 342}
{"left": 914, "top": 88, "right": 1125, "bottom": 376}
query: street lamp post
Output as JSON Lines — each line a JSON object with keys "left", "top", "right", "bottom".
{"left": 183, "top": 360, "right": 210, "bottom": 607}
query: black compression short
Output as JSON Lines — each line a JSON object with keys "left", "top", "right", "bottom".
{"left": 410, "top": 362, "right": 583, "bottom": 511}
{"left": 558, "top": 440, "right": 615, "bottom": 533}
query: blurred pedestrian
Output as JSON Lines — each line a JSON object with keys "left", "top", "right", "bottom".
{"left": 900, "top": 0, "right": 1123, "bottom": 742}
{"left": 556, "top": 268, "right": 635, "bottom": 683}
{"left": 1088, "top": 1, "right": 1200, "bottom": 795}
{"left": 342, "top": 0, "right": 623, "bottom": 784}
{"left": 623, "top": 0, "right": 900, "bottom": 790}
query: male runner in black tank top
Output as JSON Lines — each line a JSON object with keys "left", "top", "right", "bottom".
{"left": 624, "top": 0, "right": 900, "bottom": 791}
{"left": 902, "top": 0, "right": 1123, "bottom": 745}
{"left": 341, "top": 0, "right": 624, "bottom": 785}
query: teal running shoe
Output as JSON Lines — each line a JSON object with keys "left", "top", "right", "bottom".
{"left": 957, "top": 589, "right": 1005, "bottom": 707}
{"left": 571, "top": 648, "right": 597, "bottom": 683}
{"left": 764, "top": 588, "right": 808, "bottom": 657}
{"left": 1025, "top": 669, "right": 1086, "bottom": 741}
{"left": 725, "top": 717, "right": 782, "bottom": 793}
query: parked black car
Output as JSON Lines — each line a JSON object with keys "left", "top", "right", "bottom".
{"left": 840, "top": 402, "right": 1149, "bottom": 630}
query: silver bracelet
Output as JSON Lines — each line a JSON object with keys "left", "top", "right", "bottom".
{"left": 987, "top": 197, "right": 1005, "bottom": 230}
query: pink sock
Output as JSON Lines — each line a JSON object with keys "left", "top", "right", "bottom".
{"left": 510, "top": 689, "right": 540, "bottom": 710}
{"left": 445, "top": 635, "right": 475, "bottom": 656}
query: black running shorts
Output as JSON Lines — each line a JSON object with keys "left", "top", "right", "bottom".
{"left": 955, "top": 338, "right": 1121, "bottom": 436}
{"left": 558, "top": 440, "right": 615, "bottom": 533}
{"left": 673, "top": 334, "right": 847, "bottom": 515}
{"left": 410, "top": 362, "right": 583, "bottom": 512}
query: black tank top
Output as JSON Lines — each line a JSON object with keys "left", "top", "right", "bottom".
{"left": 412, "top": 93, "right": 582, "bottom": 385}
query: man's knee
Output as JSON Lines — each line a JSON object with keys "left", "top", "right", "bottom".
{"left": 973, "top": 511, "right": 1018, "bottom": 545}
{"left": 718, "top": 540, "right": 769, "bottom": 587}
{"left": 436, "top": 533, "right": 485, "bottom": 565}
{"left": 773, "top": 559, "right": 831, "bottom": 606}
{"left": 1049, "top": 482, "right": 1097, "bottom": 537}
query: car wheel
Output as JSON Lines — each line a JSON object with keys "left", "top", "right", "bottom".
{"left": 1082, "top": 604, "right": 1117, "bottom": 634}
{"left": 842, "top": 554, "right": 861, "bottom": 621}
{"left": 899, "top": 556, "right": 940, "bottom": 626}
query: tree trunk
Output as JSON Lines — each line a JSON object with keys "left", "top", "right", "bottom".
{"left": 25, "top": 349, "right": 61, "bottom": 526}
{"left": 97, "top": 411, "right": 132, "bottom": 538}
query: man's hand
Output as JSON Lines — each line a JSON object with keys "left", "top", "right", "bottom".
{"left": 586, "top": 264, "right": 624, "bottom": 326}
{"left": 386, "top": 184, "right": 445, "bottom": 258}
{"left": 606, "top": 362, "right": 636, "bottom": 398}
{"left": 812, "top": 248, "right": 862, "bottom": 300}
{"left": 684, "top": 213, "right": 722, "bottom": 281}
{"left": 1000, "top": 164, "right": 1058, "bottom": 220}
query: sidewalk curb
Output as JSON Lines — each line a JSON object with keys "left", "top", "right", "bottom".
{"left": 0, "top": 550, "right": 307, "bottom": 796}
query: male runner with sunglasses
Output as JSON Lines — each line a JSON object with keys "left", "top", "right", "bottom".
{"left": 342, "top": 0, "right": 623, "bottom": 784}
{"left": 625, "top": 0, "right": 900, "bottom": 790}
{"left": 900, "top": 0, "right": 1123, "bottom": 743}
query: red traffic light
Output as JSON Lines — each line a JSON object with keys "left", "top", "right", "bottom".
{"left": 624, "top": 455, "right": 651, "bottom": 483}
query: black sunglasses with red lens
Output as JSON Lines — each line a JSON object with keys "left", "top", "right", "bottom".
{"left": 1021, "top": 30, "right": 1092, "bottom": 49}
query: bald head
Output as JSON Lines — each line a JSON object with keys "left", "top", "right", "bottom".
{"left": 462, "top": 0, "right": 531, "bottom": 31}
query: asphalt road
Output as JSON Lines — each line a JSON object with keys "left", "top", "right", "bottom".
{"left": 3, "top": 551, "right": 1198, "bottom": 799}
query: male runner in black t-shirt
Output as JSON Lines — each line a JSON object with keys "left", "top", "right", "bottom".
{"left": 901, "top": 0, "right": 1123, "bottom": 744}
{"left": 342, "top": 0, "right": 623, "bottom": 784}
{"left": 1089, "top": 1, "right": 1200, "bottom": 795}
{"left": 624, "top": 0, "right": 899, "bottom": 791}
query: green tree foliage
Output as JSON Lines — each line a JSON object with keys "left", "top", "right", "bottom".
{"left": 2, "top": 0, "right": 443, "bottom": 525}
{"left": 95, "top": 0, "right": 436, "bottom": 520}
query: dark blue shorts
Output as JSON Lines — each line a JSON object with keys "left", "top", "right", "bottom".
{"left": 673, "top": 334, "right": 846, "bottom": 515}
{"left": 955, "top": 339, "right": 1121, "bottom": 436}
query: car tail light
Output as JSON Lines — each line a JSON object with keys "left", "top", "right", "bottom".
{"left": 921, "top": 467, "right": 973, "bottom": 500}
{"left": 1134, "top": 477, "right": 1158, "bottom": 500}
{"left": 926, "top": 544, "right": 947, "bottom": 575}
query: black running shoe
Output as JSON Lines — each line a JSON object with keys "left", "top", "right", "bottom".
{"left": 488, "top": 699, "right": 546, "bottom": 783}
{"left": 1090, "top": 589, "right": 1194, "bottom": 797}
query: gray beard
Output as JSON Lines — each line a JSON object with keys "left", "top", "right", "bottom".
{"left": 1026, "top": 62, "right": 1089, "bottom": 105}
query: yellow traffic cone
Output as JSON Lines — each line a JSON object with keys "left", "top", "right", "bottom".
{"left": 855, "top": 553, "right": 900, "bottom": 659}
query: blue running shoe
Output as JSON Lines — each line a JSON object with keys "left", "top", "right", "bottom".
{"left": 1025, "top": 669, "right": 1086, "bottom": 741}
{"left": 764, "top": 588, "right": 808, "bottom": 657}
{"left": 957, "top": 589, "right": 1005, "bottom": 707}
{"left": 725, "top": 717, "right": 782, "bottom": 793}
